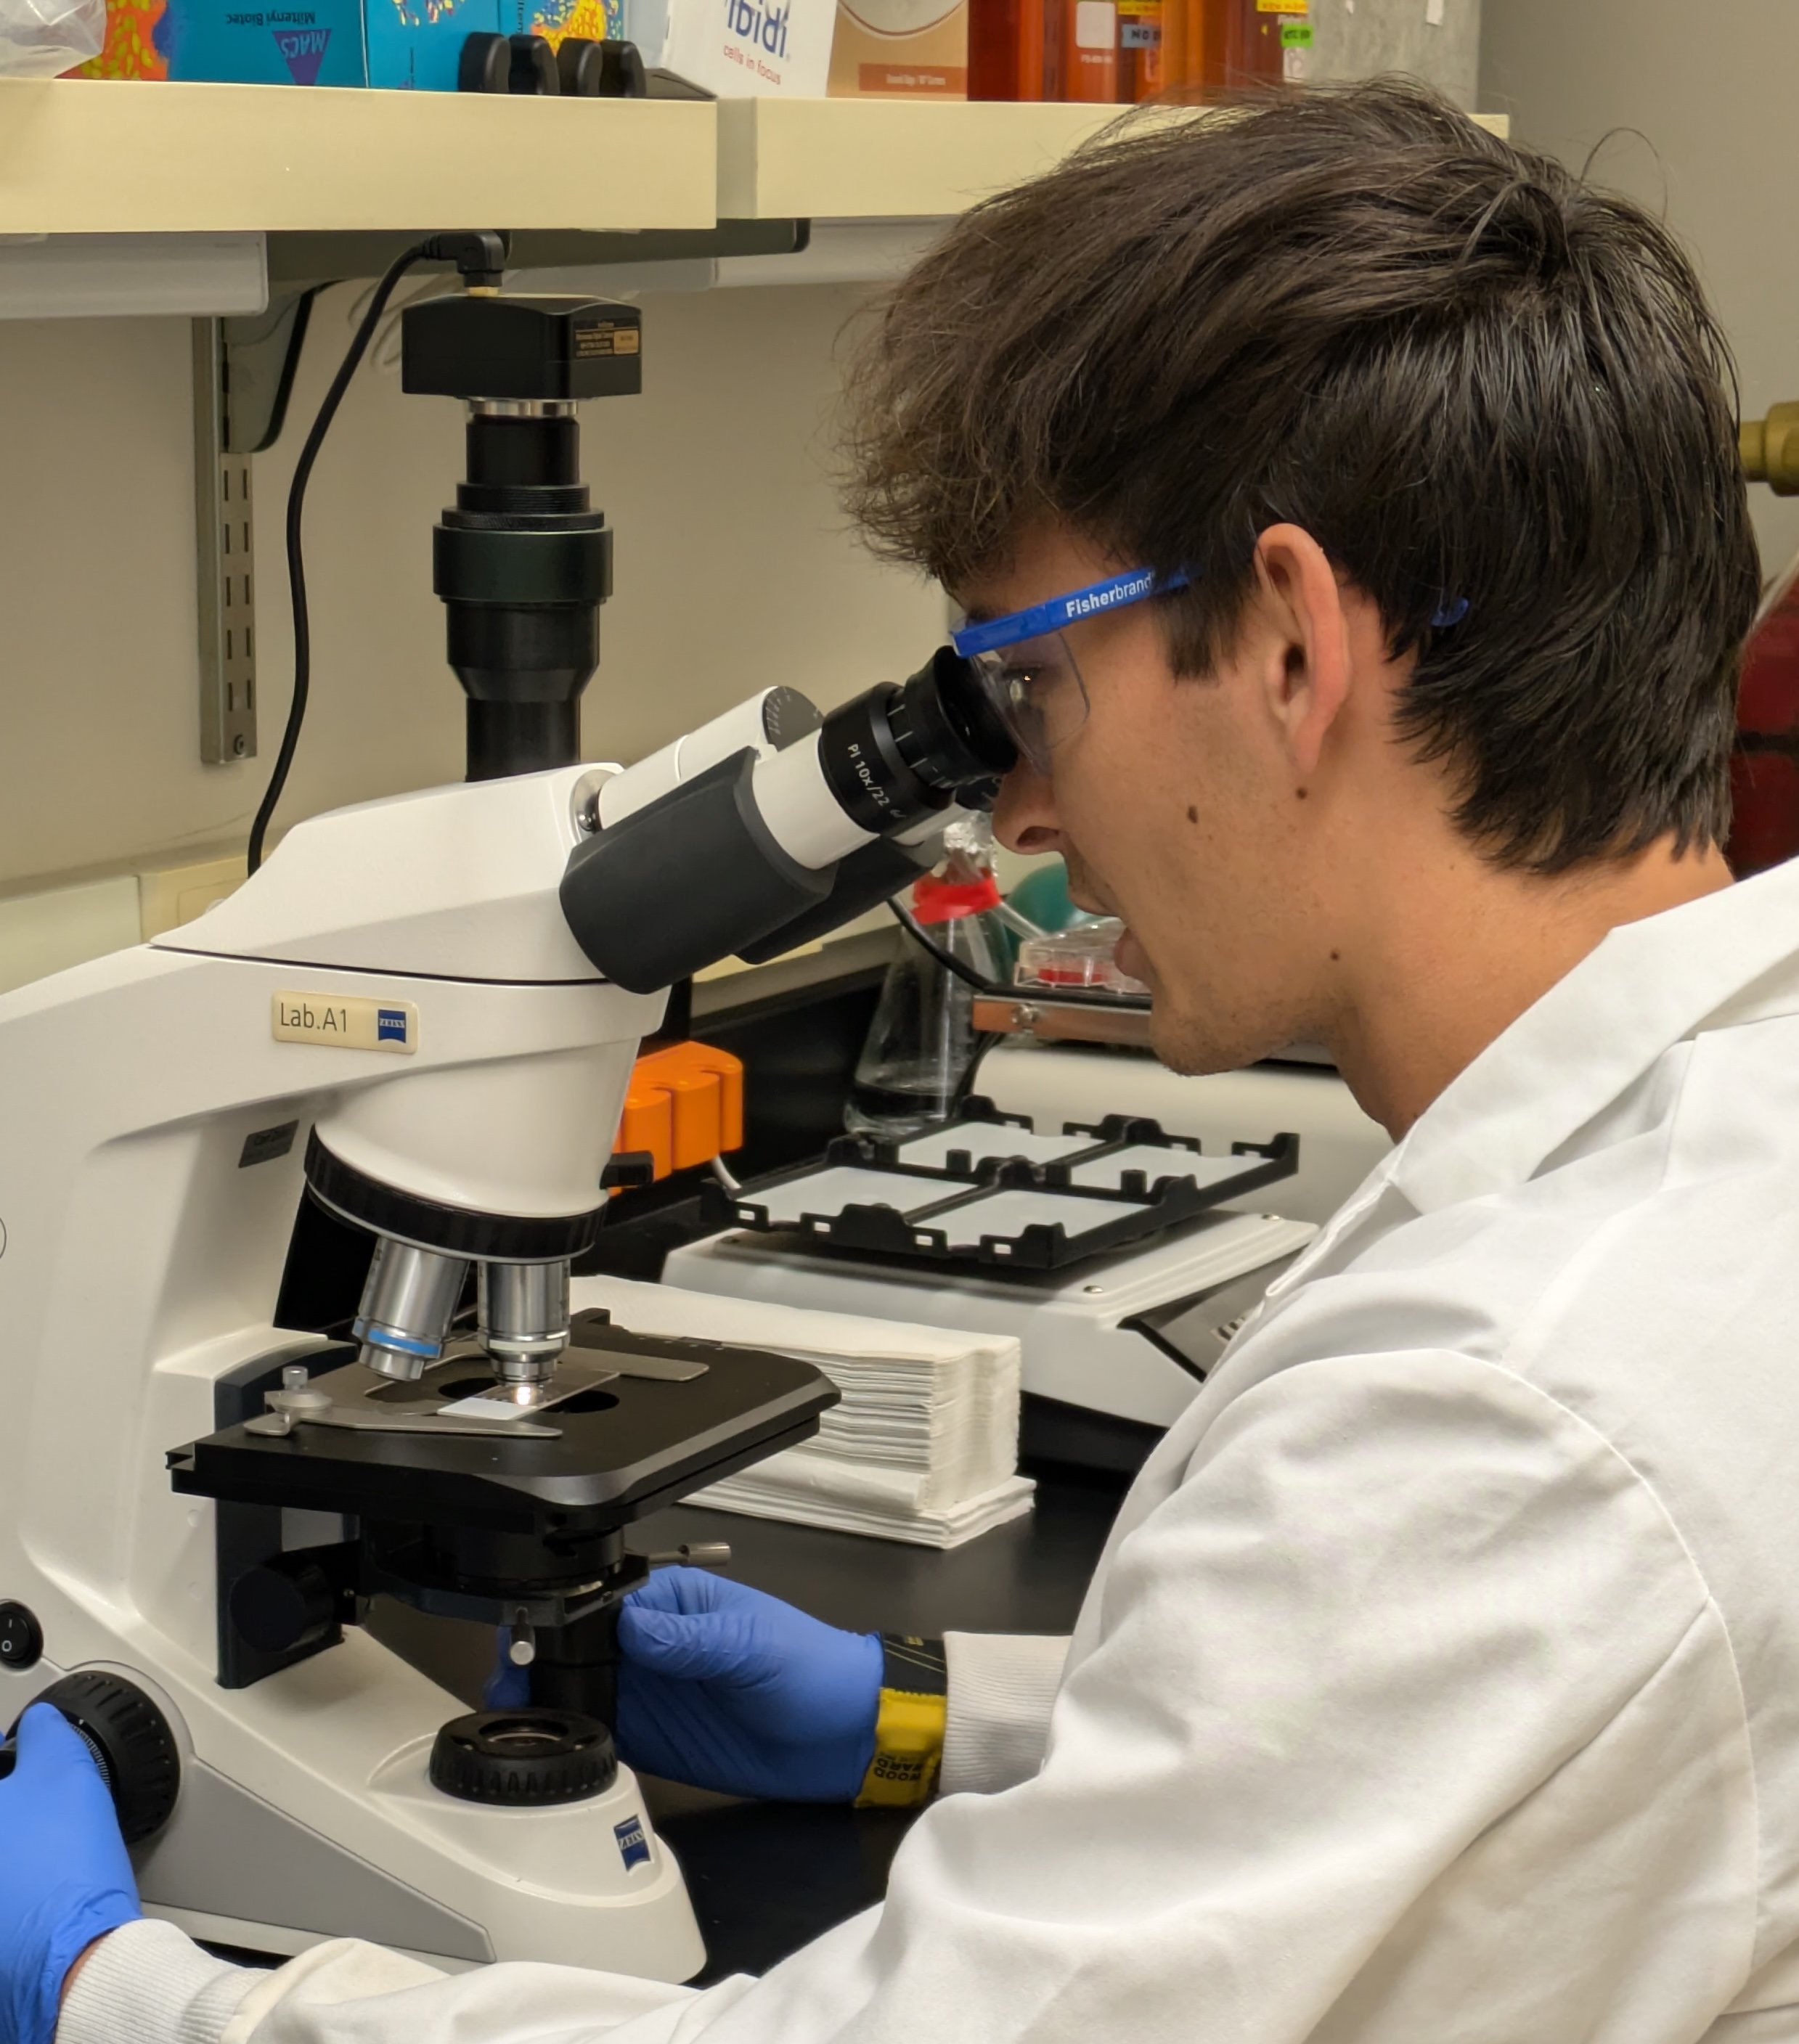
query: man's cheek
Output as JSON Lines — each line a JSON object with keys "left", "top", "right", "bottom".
{"left": 1061, "top": 848, "right": 1105, "bottom": 915}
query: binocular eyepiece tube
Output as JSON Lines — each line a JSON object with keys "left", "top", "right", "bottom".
{"left": 560, "top": 648, "right": 1016, "bottom": 995}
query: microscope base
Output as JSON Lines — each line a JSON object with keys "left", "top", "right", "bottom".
{"left": 6, "top": 1645, "right": 706, "bottom": 1979}
{"left": 144, "top": 1908, "right": 485, "bottom": 1974}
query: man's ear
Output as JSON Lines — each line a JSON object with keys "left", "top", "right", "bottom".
{"left": 1249, "top": 523, "right": 1353, "bottom": 780}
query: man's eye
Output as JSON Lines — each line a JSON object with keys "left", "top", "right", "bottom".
{"left": 1005, "top": 666, "right": 1056, "bottom": 695}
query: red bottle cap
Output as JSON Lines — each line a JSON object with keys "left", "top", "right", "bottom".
{"left": 911, "top": 872, "right": 1003, "bottom": 923}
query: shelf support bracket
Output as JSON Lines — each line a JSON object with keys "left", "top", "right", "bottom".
{"left": 192, "top": 290, "right": 319, "bottom": 765}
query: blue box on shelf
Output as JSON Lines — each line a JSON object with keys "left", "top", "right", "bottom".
{"left": 159, "top": 0, "right": 513, "bottom": 85}
{"left": 162, "top": 0, "right": 366, "bottom": 81}
{"left": 364, "top": 0, "right": 505, "bottom": 89}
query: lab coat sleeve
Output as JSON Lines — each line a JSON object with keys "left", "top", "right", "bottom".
{"left": 57, "top": 1920, "right": 733, "bottom": 2044}
{"left": 60, "top": 1918, "right": 262, "bottom": 2043}
{"left": 939, "top": 1632, "right": 1068, "bottom": 1794}
{"left": 78, "top": 1348, "right": 1759, "bottom": 2044}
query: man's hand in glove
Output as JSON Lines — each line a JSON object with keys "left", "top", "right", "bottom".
{"left": 616, "top": 1570, "right": 882, "bottom": 1800}
{"left": 0, "top": 1704, "right": 142, "bottom": 2044}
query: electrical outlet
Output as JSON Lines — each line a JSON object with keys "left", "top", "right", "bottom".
{"left": 138, "top": 854, "right": 246, "bottom": 940}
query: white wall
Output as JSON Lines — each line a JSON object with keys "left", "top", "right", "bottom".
{"left": 0, "top": 279, "right": 944, "bottom": 893}
{"left": 1480, "top": 0, "right": 1799, "bottom": 582}
{"left": 1312, "top": 0, "right": 1482, "bottom": 109}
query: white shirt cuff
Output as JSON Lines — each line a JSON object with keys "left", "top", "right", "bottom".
{"left": 58, "top": 1918, "right": 259, "bottom": 2044}
{"left": 940, "top": 1632, "right": 1069, "bottom": 1796}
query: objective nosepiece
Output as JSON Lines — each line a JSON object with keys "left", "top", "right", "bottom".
{"left": 353, "top": 1237, "right": 469, "bottom": 1383}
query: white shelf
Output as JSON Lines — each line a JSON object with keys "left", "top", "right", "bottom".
{"left": 0, "top": 78, "right": 717, "bottom": 235}
{"left": 716, "top": 100, "right": 1508, "bottom": 222}
{"left": 0, "top": 81, "right": 1506, "bottom": 240}
{"left": 716, "top": 99, "right": 1129, "bottom": 221}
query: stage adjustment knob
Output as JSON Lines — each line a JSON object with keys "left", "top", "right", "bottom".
{"left": 429, "top": 1707, "right": 616, "bottom": 1806}
{"left": 20, "top": 1672, "right": 181, "bottom": 1843}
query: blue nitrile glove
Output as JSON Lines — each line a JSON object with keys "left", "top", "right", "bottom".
{"left": 0, "top": 1704, "right": 142, "bottom": 2044}
{"left": 616, "top": 1569, "right": 883, "bottom": 1802}
{"left": 484, "top": 1640, "right": 531, "bottom": 1711}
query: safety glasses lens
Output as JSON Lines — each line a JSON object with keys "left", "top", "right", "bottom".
{"left": 968, "top": 631, "right": 1089, "bottom": 774}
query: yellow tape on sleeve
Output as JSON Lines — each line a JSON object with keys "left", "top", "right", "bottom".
{"left": 854, "top": 1687, "right": 947, "bottom": 1809}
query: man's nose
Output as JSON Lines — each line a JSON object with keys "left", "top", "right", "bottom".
{"left": 992, "top": 761, "right": 1063, "bottom": 857}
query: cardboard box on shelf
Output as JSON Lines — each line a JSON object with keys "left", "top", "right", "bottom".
{"left": 366, "top": 0, "right": 611, "bottom": 89}
{"left": 529, "top": 0, "right": 626, "bottom": 52}
{"left": 175, "top": 0, "right": 367, "bottom": 83}
{"left": 827, "top": 0, "right": 965, "bottom": 96}
{"left": 69, "top": 0, "right": 513, "bottom": 86}
{"left": 69, "top": 0, "right": 169, "bottom": 78}
{"left": 625, "top": 0, "right": 836, "bottom": 94}
{"left": 362, "top": 0, "right": 503, "bottom": 89}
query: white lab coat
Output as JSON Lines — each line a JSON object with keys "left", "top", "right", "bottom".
{"left": 62, "top": 858, "right": 1799, "bottom": 2044}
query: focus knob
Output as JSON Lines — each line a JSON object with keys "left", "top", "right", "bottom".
{"left": 17, "top": 1672, "right": 181, "bottom": 1844}
{"left": 429, "top": 1707, "right": 616, "bottom": 1806}
{"left": 229, "top": 1555, "right": 339, "bottom": 1656}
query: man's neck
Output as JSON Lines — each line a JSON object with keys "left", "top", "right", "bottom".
{"left": 1326, "top": 837, "right": 1734, "bottom": 1140}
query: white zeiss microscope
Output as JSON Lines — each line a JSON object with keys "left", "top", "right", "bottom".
{"left": 0, "top": 245, "right": 1014, "bottom": 1976}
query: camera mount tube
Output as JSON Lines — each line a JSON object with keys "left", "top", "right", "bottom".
{"left": 438, "top": 399, "right": 611, "bottom": 782}
{"left": 403, "top": 292, "right": 643, "bottom": 783}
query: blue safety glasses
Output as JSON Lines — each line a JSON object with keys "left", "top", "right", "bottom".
{"left": 951, "top": 567, "right": 1191, "bottom": 774}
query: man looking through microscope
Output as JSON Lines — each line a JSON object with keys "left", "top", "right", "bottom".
{"left": 8, "top": 79, "right": 1797, "bottom": 2044}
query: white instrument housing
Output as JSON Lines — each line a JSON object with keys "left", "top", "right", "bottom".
{"left": 0, "top": 763, "right": 706, "bottom": 1977}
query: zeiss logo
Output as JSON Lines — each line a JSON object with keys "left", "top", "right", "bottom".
{"left": 614, "top": 1816, "right": 650, "bottom": 1871}
{"left": 376, "top": 1008, "right": 409, "bottom": 1045}
{"left": 725, "top": 0, "right": 788, "bottom": 58}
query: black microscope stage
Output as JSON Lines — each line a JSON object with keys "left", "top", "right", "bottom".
{"left": 169, "top": 1319, "right": 839, "bottom": 1537}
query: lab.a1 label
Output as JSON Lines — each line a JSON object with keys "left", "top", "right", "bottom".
{"left": 271, "top": 994, "right": 418, "bottom": 1055}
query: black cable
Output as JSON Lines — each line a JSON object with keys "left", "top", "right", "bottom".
{"left": 245, "top": 237, "right": 519, "bottom": 874}
{"left": 886, "top": 899, "right": 1152, "bottom": 1013}
{"left": 247, "top": 244, "right": 436, "bottom": 872}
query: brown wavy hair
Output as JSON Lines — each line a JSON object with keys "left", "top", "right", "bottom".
{"left": 840, "top": 81, "right": 1760, "bottom": 872}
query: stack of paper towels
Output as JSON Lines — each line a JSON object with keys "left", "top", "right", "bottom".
{"left": 571, "top": 1275, "right": 1035, "bottom": 1548}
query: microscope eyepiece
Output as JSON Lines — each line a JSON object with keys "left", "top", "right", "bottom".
{"left": 889, "top": 645, "right": 1019, "bottom": 790}
{"left": 815, "top": 649, "right": 1017, "bottom": 837}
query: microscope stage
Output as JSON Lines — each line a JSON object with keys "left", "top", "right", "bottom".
{"left": 169, "top": 1327, "right": 838, "bottom": 1534}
